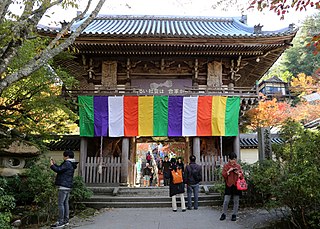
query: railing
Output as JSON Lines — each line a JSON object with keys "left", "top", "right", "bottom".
{"left": 199, "top": 155, "right": 228, "bottom": 183}
{"left": 84, "top": 156, "right": 121, "bottom": 184}
{"left": 65, "top": 85, "right": 258, "bottom": 98}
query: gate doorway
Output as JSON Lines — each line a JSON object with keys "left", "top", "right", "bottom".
{"left": 135, "top": 137, "right": 188, "bottom": 187}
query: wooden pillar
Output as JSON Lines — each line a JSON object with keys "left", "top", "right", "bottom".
{"left": 193, "top": 137, "right": 201, "bottom": 164}
{"left": 79, "top": 137, "right": 88, "bottom": 177}
{"left": 121, "top": 138, "right": 129, "bottom": 185}
{"left": 233, "top": 129, "right": 240, "bottom": 160}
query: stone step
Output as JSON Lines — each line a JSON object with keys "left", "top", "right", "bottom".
{"left": 81, "top": 186, "right": 222, "bottom": 209}
{"left": 87, "top": 185, "right": 213, "bottom": 196}
{"left": 88, "top": 194, "right": 220, "bottom": 202}
{"left": 81, "top": 199, "right": 222, "bottom": 209}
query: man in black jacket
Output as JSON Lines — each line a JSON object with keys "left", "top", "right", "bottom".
{"left": 184, "top": 155, "right": 202, "bottom": 210}
{"left": 50, "top": 150, "right": 78, "bottom": 228}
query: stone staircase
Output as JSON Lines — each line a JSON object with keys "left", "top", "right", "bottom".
{"left": 80, "top": 186, "right": 223, "bottom": 209}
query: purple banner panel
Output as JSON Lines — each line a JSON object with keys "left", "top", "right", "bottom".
{"left": 168, "top": 96, "right": 183, "bottom": 136}
{"left": 94, "top": 96, "right": 108, "bottom": 136}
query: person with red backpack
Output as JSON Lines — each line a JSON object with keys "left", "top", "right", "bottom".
{"left": 169, "top": 158, "right": 186, "bottom": 212}
{"left": 146, "top": 152, "right": 152, "bottom": 165}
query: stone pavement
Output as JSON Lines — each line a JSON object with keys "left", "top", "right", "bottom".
{"left": 69, "top": 206, "right": 279, "bottom": 229}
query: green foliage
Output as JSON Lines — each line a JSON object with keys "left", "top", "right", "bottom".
{"left": 247, "top": 121, "right": 320, "bottom": 228}
{"left": 70, "top": 176, "right": 93, "bottom": 212}
{"left": 0, "top": 39, "right": 78, "bottom": 136}
{"left": 1, "top": 157, "right": 92, "bottom": 227}
{"left": 16, "top": 157, "right": 58, "bottom": 224}
{"left": 280, "top": 13, "right": 320, "bottom": 77}
{"left": 0, "top": 178, "right": 16, "bottom": 229}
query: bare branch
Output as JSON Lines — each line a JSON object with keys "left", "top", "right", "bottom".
{"left": 0, "top": 0, "right": 11, "bottom": 21}
{"left": 0, "top": 0, "right": 106, "bottom": 95}
{"left": 46, "top": 0, "right": 93, "bottom": 51}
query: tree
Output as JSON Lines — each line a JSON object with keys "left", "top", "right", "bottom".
{"left": 244, "top": 95, "right": 291, "bottom": 130}
{"left": 244, "top": 72, "right": 320, "bottom": 131}
{"left": 249, "top": 0, "right": 320, "bottom": 19}
{"left": 250, "top": 120, "right": 320, "bottom": 228}
{"left": 290, "top": 73, "right": 319, "bottom": 96}
{"left": 280, "top": 13, "right": 320, "bottom": 76}
{"left": 0, "top": 0, "right": 106, "bottom": 95}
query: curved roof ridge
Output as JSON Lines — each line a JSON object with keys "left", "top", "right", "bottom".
{"left": 45, "top": 14, "right": 297, "bottom": 38}
{"left": 95, "top": 14, "right": 236, "bottom": 22}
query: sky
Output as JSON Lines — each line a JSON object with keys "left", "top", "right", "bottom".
{"left": 11, "top": 0, "right": 319, "bottom": 30}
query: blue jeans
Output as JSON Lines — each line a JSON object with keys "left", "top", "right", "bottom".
{"left": 58, "top": 189, "right": 71, "bottom": 224}
{"left": 187, "top": 183, "right": 199, "bottom": 209}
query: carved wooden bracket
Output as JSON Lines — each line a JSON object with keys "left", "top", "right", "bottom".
{"left": 229, "top": 56, "right": 242, "bottom": 82}
{"left": 151, "top": 58, "right": 175, "bottom": 71}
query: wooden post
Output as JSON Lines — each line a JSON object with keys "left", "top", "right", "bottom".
{"left": 193, "top": 137, "right": 201, "bottom": 164}
{"left": 258, "top": 127, "right": 272, "bottom": 161}
{"left": 79, "top": 137, "right": 88, "bottom": 177}
{"left": 233, "top": 128, "right": 240, "bottom": 160}
{"left": 121, "top": 138, "right": 129, "bottom": 185}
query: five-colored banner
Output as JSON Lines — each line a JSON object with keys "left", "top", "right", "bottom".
{"left": 79, "top": 96, "right": 240, "bottom": 137}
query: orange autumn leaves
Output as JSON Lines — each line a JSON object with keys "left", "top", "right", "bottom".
{"left": 246, "top": 73, "right": 320, "bottom": 130}
{"left": 246, "top": 96, "right": 291, "bottom": 129}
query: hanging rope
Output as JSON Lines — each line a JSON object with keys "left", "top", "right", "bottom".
{"left": 98, "top": 136, "right": 103, "bottom": 174}
{"left": 220, "top": 136, "right": 223, "bottom": 165}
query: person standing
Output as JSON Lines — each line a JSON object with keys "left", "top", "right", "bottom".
{"left": 184, "top": 155, "right": 202, "bottom": 210}
{"left": 142, "top": 163, "right": 152, "bottom": 187}
{"left": 163, "top": 155, "right": 171, "bottom": 186}
{"left": 157, "top": 157, "right": 164, "bottom": 186}
{"left": 220, "top": 152, "right": 244, "bottom": 222}
{"left": 50, "top": 150, "right": 78, "bottom": 228}
{"left": 177, "top": 157, "right": 184, "bottom": 172}
{"left": 146, "top": 152, "right": 152, "bottom": 165}
{"left": 169, "top": 158, "right": 186, "bottom": 212}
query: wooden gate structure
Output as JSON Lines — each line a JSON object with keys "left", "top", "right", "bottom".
{"left": 84, "top": 156, "right": 121, "bottom": 184}
{"left": 41, "top": 15, "right": 297, "bottom": 186}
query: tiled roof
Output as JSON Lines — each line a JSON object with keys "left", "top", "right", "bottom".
{"left": 240, "top": 134, "right": 284, "bottom": 148}
{"left": 47, "top": 136, "right": 80, "bottom": 151}
{"left": 64, "top": 14, "right": 296, "bottom": 38}
{"left": 304, "top": 118, "right": 320, "bottom": 129}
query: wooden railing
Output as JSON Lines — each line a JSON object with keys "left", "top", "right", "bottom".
{"left": 65, "top": 85, "right": 258, "bottom": 98}
{"left": 84, "top": 156, "right": 121, "bottom": 184}
{"left": 199, "top": 155, "right": 228, "bottom": 183}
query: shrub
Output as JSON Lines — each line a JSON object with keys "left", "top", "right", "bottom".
{"left": 1, "top": 156, "right": 93, "bottom": 227}
{"left": 0, "top": 178, "right": 16, "bottom": 229}
{"left": 70, "top": 176, "right": 93, "bottom": 213}
{"left": 247, "top": 120, "right": 320, "bottom": 228}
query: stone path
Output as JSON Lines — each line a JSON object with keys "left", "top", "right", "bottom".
{"left": 63, "top": 206, "right": 281, "bottom": 229}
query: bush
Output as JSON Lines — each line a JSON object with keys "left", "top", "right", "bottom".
{"left": 1, "top": 156, "right": 93, "bottom": 227}
{"left": 0, "top": 178, "right": 16, "bottom": 229}
{"left": 70, "top": 176, "right": 93, "bottom": 213}
{"left": 247, "top": 120, "right": 320, "bottom": 228}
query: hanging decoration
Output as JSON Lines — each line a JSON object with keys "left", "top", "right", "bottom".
{"left": 78, "top": 95, "right": 240, "bottom": 137}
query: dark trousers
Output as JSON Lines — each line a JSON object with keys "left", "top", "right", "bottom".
{"left": 187, "top": 183, "right": 199, "bottom": 209}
